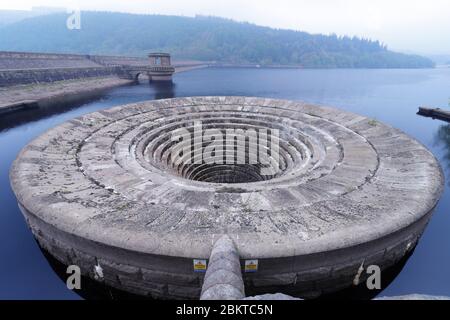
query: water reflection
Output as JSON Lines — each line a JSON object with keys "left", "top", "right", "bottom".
{"left": 150, "top": 82, "right": 176, "bottom": 100}
{"left": 0, "top": 81, "right": 177, "bottom": 133}
{"left": 0, "top": 96, "right": 100, "bottom": 133}
{"left": 434, "top": 124, "right": 450, "bottom": 183}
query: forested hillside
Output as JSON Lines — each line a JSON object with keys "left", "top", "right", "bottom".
{"left": 0, "top": 12, "right": 434, "bottom": 68}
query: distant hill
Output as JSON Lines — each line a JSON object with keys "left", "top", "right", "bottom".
{"left": 0, "top": 7, "right": 64, "bottom": 28}
{"left": 427, "top": 54, "right": 450, "bottom": 66}
{"left": 0, "top": 11, "right": 434, "bottom": 68}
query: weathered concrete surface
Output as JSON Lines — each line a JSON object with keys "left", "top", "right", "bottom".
{"left": 0, "top": 51, "right": 103, "bottom": 69}
{"left": 0, "top": 67, "right": 123, "bottom": 87}
{"left": 201, "top": 235, "right": 245, "bottom": 300}
{"left": 10, "top": 97, "right": 444, "bottom": 299}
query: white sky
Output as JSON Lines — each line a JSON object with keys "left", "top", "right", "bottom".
{"left": 1, "top": 0, "right": 450, "bottom": 54}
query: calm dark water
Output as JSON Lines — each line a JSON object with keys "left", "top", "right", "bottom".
{"left": 1, "top": 67, "right": 450, "bottom": 299}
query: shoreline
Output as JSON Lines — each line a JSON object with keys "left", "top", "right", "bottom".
{"left": 0, "top": 76, "right": 135, "bottom": 115}
{"left": 0, "top": 64, "right": 441, "bottom": 115}
{"left": 0, "top": 62, "right": 210, "bottom": 115}
{"left": 209, "top": 64, "right": 437, "bottom": 70}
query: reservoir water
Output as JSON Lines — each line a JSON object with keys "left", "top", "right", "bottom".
{"left": 1, "top": 67, "right": 449, "bottom": 299}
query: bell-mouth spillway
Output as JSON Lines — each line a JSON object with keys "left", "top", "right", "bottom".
{"left": 10, "top": 96, "right": 444, "bottom": 299}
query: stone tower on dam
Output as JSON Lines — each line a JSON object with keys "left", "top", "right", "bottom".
{"left": 148, "top": 52, "right": 175, "bottom": 82}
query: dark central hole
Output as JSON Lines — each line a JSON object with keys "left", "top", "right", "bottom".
{"left": 158, "top": 123, "right": 285, "bottom": 184}
{"left": 186, "top": 164, "right": 269, "bottom": 184}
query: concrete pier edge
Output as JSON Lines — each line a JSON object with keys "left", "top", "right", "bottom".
{"left": 10, "top": 96, "right": 444, "bottom": 299}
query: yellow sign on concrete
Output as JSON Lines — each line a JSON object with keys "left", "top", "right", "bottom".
{"left": 245, "top": 259, "right": 258, "bottom": 273}
{"left": 193, "top": 259, "right": 207, "bottom": 272}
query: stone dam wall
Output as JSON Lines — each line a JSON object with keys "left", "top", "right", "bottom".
{"left": 0, "top": 51, "right": 150, "bottom": 69}
{"left": 0, "top": 66, "right": 125, "bottom": 87}
{"left": 0, "top": 51, "right": 208, "bottom": 87}
{"left": 0, "top": 51, "right": 147, "bottom": 87}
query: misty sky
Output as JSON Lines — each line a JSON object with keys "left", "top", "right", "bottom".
{"left": 1, "top": 0, "right": 450, "bottom": 54}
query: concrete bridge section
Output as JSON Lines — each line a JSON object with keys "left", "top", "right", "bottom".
{"left": 123, "top": 53, "right": 175, "bottom": 82}
{"left": 103, "top": 53, "right": 176, "bottom": 82}
{"left": 10, "top": 97, "right": 444, "bottom": 299}
{"left": 120, "top": 65, "right": 176, "bottom": 83}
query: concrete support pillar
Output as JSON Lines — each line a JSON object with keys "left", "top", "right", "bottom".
{"left": 200, "top": 235, "right": 245, "bottom": 300}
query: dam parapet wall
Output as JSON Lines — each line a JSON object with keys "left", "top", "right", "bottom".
{"left": 0, "top": 66, "right": 127, "bottom": 87}
{"left": 0, "top": 51, "right": 102, "bottom": 70}
{"left": 0, "top": 51, "right": 124, "bottom": 87}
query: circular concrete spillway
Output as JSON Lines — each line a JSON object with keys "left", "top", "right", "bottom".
{"left": 10, "top": 96, "right": 444, "bottom": 299}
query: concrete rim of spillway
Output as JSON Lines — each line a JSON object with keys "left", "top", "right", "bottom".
{"left": 10, "top": 97, "right": 445, "bottom": 299}
{"left": 10, "top": 96, "right": 444, "bottom": 260}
